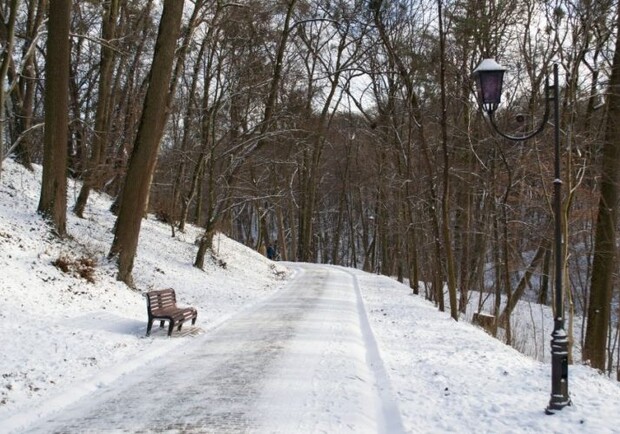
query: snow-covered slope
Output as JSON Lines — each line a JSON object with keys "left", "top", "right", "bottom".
{"left": 0, "top": 159, "right": 288, "bottom": 420}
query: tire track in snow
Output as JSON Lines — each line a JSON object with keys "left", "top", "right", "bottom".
{"left": 340, "top": 267, "right": 406, "bottom": 434}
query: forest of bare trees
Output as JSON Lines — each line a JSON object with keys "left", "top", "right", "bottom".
{"left": 0, "top": 0, "right": 618, "bottom": 379}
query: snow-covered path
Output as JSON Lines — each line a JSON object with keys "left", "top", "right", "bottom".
{"left": 20, "top": 263, "right": 404, "bottom": 433}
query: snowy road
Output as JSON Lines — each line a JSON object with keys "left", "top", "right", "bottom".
{"left": 21, "top": 263, "right": 404, "bottom": 433}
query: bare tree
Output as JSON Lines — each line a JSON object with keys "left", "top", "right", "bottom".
{"left": 37, "top": 0, "right": 71, "bottom": 237}
{"left": 73, "top": 0, "right": 121, "bottom": 218}
{"left": 11, "top": 0, "right": 47, "bottom": 171}
{"left": 194, "top": 0, "right": 298, "bottom": 269}
{"left": 0, "top": 0, "right": 18, "bottom": 180}
{"left": 108, "top": 0, "right": 184, "bottom": 286}
{"left": 583, "top": 1, "right": 620, "bottom": 372}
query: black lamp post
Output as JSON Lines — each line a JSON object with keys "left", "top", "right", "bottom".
{"left": 473, "top": 59, "right": 571, "bottom": 413}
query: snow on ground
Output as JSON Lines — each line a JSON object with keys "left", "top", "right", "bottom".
{"left": 355, "top": 269, "right": 620, "bottom": 433}
{"left": 1, "top": 157, "right": 620, "bottom": 433}
{"left": 0, "top": 159, "right": 288, "bottom": 422}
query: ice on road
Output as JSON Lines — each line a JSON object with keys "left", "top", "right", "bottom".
{"left": 22, "top": 263, "right": 404, "bottom": 433}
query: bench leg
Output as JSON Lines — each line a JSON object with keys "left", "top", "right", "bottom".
{"left": 146, "top": 319, "right": 154, "bottom": 336}
{"left": 191, "top": 317, "right": 196, "bottom": 326}
{"left": 160, "top": 320, "right": 165, "bottom": 328}
{"left": 167, "top": 321, "right": 174, "bottom": 337}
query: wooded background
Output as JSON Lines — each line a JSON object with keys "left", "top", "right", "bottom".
{"left": 0, "top": 0, "right": 618, "bottom": 378}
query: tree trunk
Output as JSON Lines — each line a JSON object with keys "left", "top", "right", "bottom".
{"left": 179, "top": 152, "right": 205, "bottom": 232}
{"left": 107, "top": 0, "right": 154, "bottom": 208}
{"left": 12, "top": 0, "right": 45, "bottom": 171}
{"left": 108, "top": 0, "right": 184, "bottom": 286}
{"left": 194, "top": 228, "right": 215, "bottom": 269}
{"left": 0, "top": 0, "right": 18, "bottom": 180}
{"left": 74, "top": 0, "right": 120, "bottom": 217}
{"left": 171, "top": 38, "right": 208, "bottom": 233}
{"left": 37, "top": 0, "right": 70, "bottom": 237}
{"left": 437, "top": 0, "right": 458, "bottom": 320}
{"left": 277, "top": 206, "right": 288, "bottom": 261}
{"left": 538, "top": 247, "right": 551, "bottom": 305}
{"left": 498, "top": 239, "right": 549, "bottom": 325}
{"left": 583, "top": 3, "right": 620, "bottom": 370}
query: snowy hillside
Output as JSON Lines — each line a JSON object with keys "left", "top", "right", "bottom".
{"left": 0, "top": 159, "right": 289, "bottom": 422}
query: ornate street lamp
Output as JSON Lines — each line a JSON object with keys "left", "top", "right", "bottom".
{"left": 473, "top": 59, "right": 571, "bottom": 413}
{"left": 473, "top": 59, "right": 506, "bottom": 114}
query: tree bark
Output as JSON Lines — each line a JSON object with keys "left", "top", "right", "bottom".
{"left": 498, "top": 239, "right": 549, "bottom": 326}
{"left": 583, "top": 5, "right": 620, "bottom": 370}
{"left": 108, "top": 0, "right": 184, "bottom": 286}
{"left": 74, "top": 0, "right": 120, "bottom": 217}
{"left": 12, "top": 0, "right": 45, "bottom": 171}
{"left": 37, "top": 0, "right": 70, "bottom": 237}
{"left": 437, "top": 0, "right": 458, "bottom": 320}
{"left": 0, "top": 0, "right": 18, "bottom": 180}
{"left": 583, "top": 3, "right": 620, "bottom": 370}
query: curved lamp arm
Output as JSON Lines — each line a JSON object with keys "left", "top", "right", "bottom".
{"left": 486, "top": 74, "right": 552, "bottom": 142}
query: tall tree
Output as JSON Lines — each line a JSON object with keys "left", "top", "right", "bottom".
{"left": 371, "top": 0, "right": 446, "bottom": 311}
{"left": 11, "top": 0, "right": 47, "bottom": 171}
{"left": 296, "top": 2, "right": 361, "bottom": 262}
{"left": 73, "top": 0, "right": 120, "bottom": 217}
{"left": 583, "top": 1, "right": 620, "bottom": 371}
{"left": 194, "top": 0, "right": 298, "bottom": 268}
{"left": 108, "top": 0, "right": 184, "bottom": 286}
{"left": 437, "top": 0, "right": 458, "bottom": 320}
{"left": 0, "top": 0, "right": 18, "bottom": 180}
{"left": 37, "top": 0, "right": 71, "bottom": 236}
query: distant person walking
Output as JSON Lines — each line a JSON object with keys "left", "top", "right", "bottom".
{"left": 266, "top": 245, "right": 276, "bottom": 260}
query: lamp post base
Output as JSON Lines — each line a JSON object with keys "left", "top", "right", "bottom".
{"left": 545, "top": 326, "right": 571, "bottom": 414}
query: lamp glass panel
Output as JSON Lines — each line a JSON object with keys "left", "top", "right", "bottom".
{"left": 480, "top": 71, "right": 504, "bottom": 105}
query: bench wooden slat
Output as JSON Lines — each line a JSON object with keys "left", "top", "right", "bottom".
{"left": 145, "top": 288, "right": 197, "bottom": 337}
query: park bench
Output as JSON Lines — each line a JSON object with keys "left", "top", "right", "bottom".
{"left": 145, "top": 288, "right": 197, "bottom": 337}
